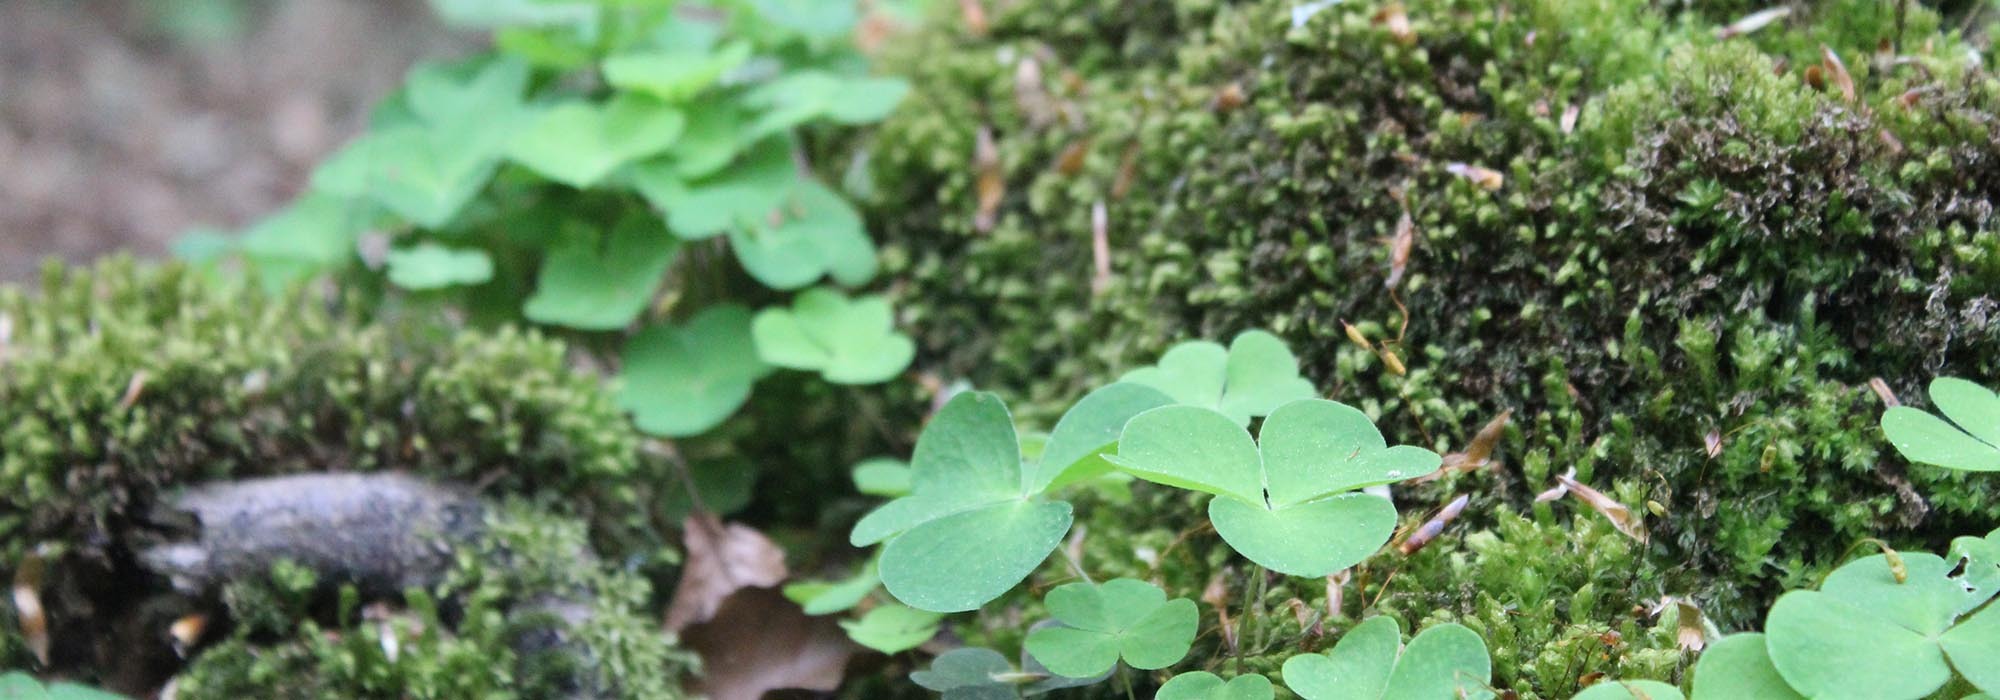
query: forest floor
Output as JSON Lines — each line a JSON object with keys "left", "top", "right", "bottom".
{"left": 0, "top": 0, "right": 469, "bottom": 283}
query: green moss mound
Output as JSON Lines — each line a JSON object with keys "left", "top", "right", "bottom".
{"left": 860, "top": 0, "right": 2000, "bottom": 693}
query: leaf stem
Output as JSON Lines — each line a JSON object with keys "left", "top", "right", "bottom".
{"left": 1060, "top": 544, "right": 1094, "bottom": 585}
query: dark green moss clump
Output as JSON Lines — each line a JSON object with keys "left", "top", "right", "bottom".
{"left": 860, "top": 0, "right": 2000, "bottom": 692}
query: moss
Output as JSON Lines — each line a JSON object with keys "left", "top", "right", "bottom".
{"left": 860, "top": 0, "right": 2000, "bottom": 685}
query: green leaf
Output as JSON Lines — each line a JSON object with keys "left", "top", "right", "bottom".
{"left": 1951, "top": 528, "right": 2000, "bottom": 608}
{"left": 1107, "top": 400, "right": 1436, "bottom": 576}
{"left": 1281, "top": 617, "right": 1494, "bottom": 700}
{"left": 852, "top": 458, "right": 913, "bottom": 497}
{"left": 384, "top": 243, "right": 493, "bottom": 290}
{"left": 1027, "top": 382, "right": 1177, "bottom": 494}
{"left": 404, "top": 57, "right": 530, "bottom": 132}
{"left": 751, "top": 287, "right": 913, "bottom": 384}
{"left": 1942, "top": 604, "right": 2000, "bottom": 695}
{"left": 1881, "top": 377, "right": 2000, "bottom": 471}
{"left": 239, "top": 193, "right": 364, "bottom": 287}
{"left": 747, "top": 0, "right": 859, "bottom": 40}
{"left": 742, "top": 71, "right": 910, "bottom": 140}
{"left": 1024, "top": 578, "right": 1197, "bottom": 678}
{"left": 0, "top": 673, "right": 47, "bottom": 700}
{"left": 602, "top": 41, "right": 752, "bottom": 102}
{"left": 1572, "top": 680, "right": 1685, "bottom": 700}
{"left": 311, "top": 126, "right": 500, "bottom": 228}
{"left": 523, "top": 215, "right": 679, "bottom": 330}
{"left": 728, "top": 179, "right": 878, "bottom": 290}
{"left": 1765, "top": 553, "right": 1991, "bottom": 700}
{"left": 911, "top": 648, "right": 1021, "bottom": 700}
{"left": 507, "top": 95, "right": 687, "bottom": 188}
{"left": 659, "top": 102, "right": 752, "bottom": 179}
{"left": 1120, "top": 330, "right": 1317, "bottom": 425}
{"left": 839, "top": 604, "right": 941, "bottom": 654}
{"left": 617, "top": 305, "right": 772, "bottom": 437}
{"left": 1689, "top": 633, "right": 1803, "bottom": 700}
{"left": 633, "top": 135, "right": 797, "bottom": 240}
{"left": 783, "top": 559, "right": 879, "bottom": 615}
{"left": 1156, "top": 672, "right": 1274, "bottom": 700}
{"left": 853, "top": 392, "right": 1074, "bottom": 612}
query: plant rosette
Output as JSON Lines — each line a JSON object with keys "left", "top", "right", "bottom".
{"left": 1022, "top": 578, "right": 1197, "bottom": 678}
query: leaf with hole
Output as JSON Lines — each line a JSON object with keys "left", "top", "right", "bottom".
{"left": 850, "top": 392, "right": 1072, "bottom": 612}
{"left": 1119, "top": 330, "right": 1317, "bottom": 425}
{"left": 1156, "top": 672, "right": 1274, "bottom": 700}
{"left": 1882, "top": 377, "right": 2000, "bottom": 472}
{"left": 1281, "top": 616, "right": 1493, "bottom": 700}
{"left": 838, "top": 603, "right": 940, "bottom": 654}
{"left": 1764, "top": 552, "right": 1998, "bottom": 700}
{"left": 384, "top": 243, "right": 492, "bottom": 290}
{"left": 523, "top": 215, "right": 679, "bottom": 330}
{"left": 1107, "top": 400, "right": 1437, "bottom": 576}
{"left": 751, "top": 288, "right": 913, "bottom": 384}
{"left": 507, "top": 95, "right": 686, "bottom": 188}
{"left": 1023, "top": 578, "right": 1197, "bottom": 678}
{"left": 617, "top": 305, "right": 772, "bottom": 437}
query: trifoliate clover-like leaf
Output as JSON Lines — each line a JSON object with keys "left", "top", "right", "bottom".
{"left": 839, "top": 604, "right": 940, "bottom": 654}
{"left": 1107, "top": 399, "right": 1438, "bottom": 577}
{"left": 1765, "top": 551, "right": 2000, "bottom": 700}
{"left": 742, "top": 71, "right": 910, "bottom": 141}
{"left": 1689, "top": 633, "right": 1804, "bottom": 700}
{"left": 1281, "top": 617, "right": 1493, "bottom": 700}
{"left": 727, "top": 179, "right": 878, "bottom": 290}
{"left": 747, "top": 0, "right": 859, "bottom": 41}
{"left": 850, "top": 392, "right": 1072, "bottom": 613}
{"left": 751, "top": 288, "right": 913, "bottom": 384}
{"left": 1572, "top": 680, "right": 1685, "bottom": 700}
{"left": 312, "top": 125, "right": 501, "bottom": 229}
{"left": 238, "top": 193, "right": 366, "bottom": 287}
{"left": 784, "top": 558, "right": 880, "bottom": 616}
{"left": 633, "top": 135, "right": 797, "bottom": 241}
{"left": 384, "top": 243, "right": 493, "bottom": 290}
{"left": 0, "top": 673, "right": 125, "bottom": 700}
{"left": 617, "top": 305, "right": 772, "bottom": 437}
{"left": 1953, "top": 528, "right": 2000, "bottom": 610}
{"left": 1025, "top": 382, "right": 1176, "bottom": 494}
{"left": 911, "top": 648, "right": 1021, "bottom": 700}
{"left": 653, "top": 102, "right": 751, "bottom": 180}
{"left": 523, "top": 215, "right": 679, "bottom": 330}
{"left": 1156, "top": 672, "right": 1274, "bottom": 700}
{"left": 507, "top": 95, "right": 686, "bottom": 188}
{"left": 1120, "top": 330, "right": 1316, "bottom": 426}
{"left": 1023, "top": 578, "right": 1196, "bottom": 678}
{"left": 1883, "top": 377, "right": 2000, "bottom": 472}
{"left": 852, "top": 458, "right": 912, "bottom": 497}
{"left": 602, "top": 41, "right": 752, "bottom": 102}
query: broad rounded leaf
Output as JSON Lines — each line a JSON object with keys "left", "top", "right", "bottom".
{"left": 879, "top": 500, "right": 1073, "bottom": 613}
{"left": 750, "top": 288, "right": 914, "bottom": 384}
{"left": 602, "top": 41, "right": 751, "bottom": 102}
{"left": 1209, "top": 493, "right": 1396, "bottom": 577}
{"left": 1024, "top": 578, "right": 1197, "bottom": 677}
{"left": 1028, "top": 382, "right": 1177, "bottom": 494}
{"left": 384, "top": 244, "right": 492, "bottom": 290}
{"left": 1942, "top": 604, "right": 2000, "bottom": 695}
{"left": 851, "top": 458, "right": 912, "bottom": 497}
{"left": 1572, "top": 680, "right": 1684, "bottom": 700}
{"left": 1765, "top": 553, "right": 1976, "bottom": 700}
{"left": 1882, "top": 377, "right": 2000, "bottom": 472}
{"left": 1260, "top": 399, "right": 1441, "bottom": 506}
{"left": 523, "top": 215, "right": 679, "bottom": 330}
{"left": 911, "top": 647, "right": 1016, "bottom": 696}
{"left": 1282, "top": 617, "right": 1493, "bottom": 700}
{"left": 838, "top": 604, "right": 940, "bottom": 654}
{"left": 1156, "top": 672, "right": 1275, "bottom": 700}
{"left": 728, "top": 179, "right": 878, "bottom": 290}
{"left": 633, "top": 135, "right": 796, "bottom": 241}
{"left": 507, "top": 95, "right": 686, "bottom": 188}
{"left": 783, "top": 559, "right": 879, "bottom": 616}
{"left": 312, "top": 125, "right": 500, "bottom": 229}
{"left": 1120, "top": 330, "right": 1316, "bottom": 425}
{"left": 1689, "top": 633, "right": 1803, "bottom": 700}
{"left": 617, "top": 305, "right": 772, "bottom": 437}
{"left": 1105, "top": 405, "right": 1263, "bottom": 501}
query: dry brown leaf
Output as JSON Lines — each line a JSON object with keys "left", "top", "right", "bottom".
{"left": 1704, "top": 429, "right": 1723, "bottom": 459}
{"left": 1373, "top": 3, "right": 1416, "bottom": 45}
{"left": 1090, "top": 201, "right": 1112, "bottom": 295}
{"left": 1202, "top": 570, "right": 1237, "bottom": 653}
{"left": 958, "top": 0, "right": 989, "bottom": 37}
{"left": 1869, "top": 377, "right": 1900, "bottom": 406}
{"left": 973, "top": 126, "right": 1004, "bottom": 232}
{"left": 1052, "top": 137, "right": 1090, "bottom": 176}
{"left": 1385, "top": 211, "right": 1416, "bottom": 289}
{"left": 1398, "top": 494, "right": 1469, "bottom": 555}
{"left": 118, "top": 370, "right": 149, "bottom": 410}
{"left": 1561, "top": 102, "right": 1580, "bottom": 134}
{"left": 1439, "top": 409, "right": 1511, "bottom": 473}
{"left": 1111, "top": 141, "right": 1140, "bottom": 200}
{"left": 682, "top": 587, "right": 854, "bottom": 700}
{"left": 1716, "top": 7, "right": 1791, "bottom": 39}
{"left": 1015, "top": 58, "right": 1056, "bottom": 128}
{"left": 1821, "top": 46, "right": 1856, "bottom": 102}
{"left": 1555, "top": 471, "right": 1647, "bottom": 541}
{"left": 1324, "top": 569, "right": 1350, "bottom": 620}
{"left": 1284, "top": 598, "right": 1322, "bottom": 638}
{"left": 1212, "top": 82, "right": 1246, "bottom": 113}
{"left": 11, "top": 550, "right": 47, "bottom": 665}
{"left": 853, "top": 1, "right": 905, "bottom": 55}
{"left": 1445, "top": 162, "right": 1504, "bottom": 191}
{"left": 664, "top": 514, "right": 788, "bottom": 632}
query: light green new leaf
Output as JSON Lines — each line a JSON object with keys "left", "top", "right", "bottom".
{"left": 507, "top": 95, "right": 686, "bottom": 188}
{"left": 852, "top": 457, "right": 912, "bottom": 497}
{"left": 1952, "top": 528, "right": 2000, "bottom": 610}
{"left": 1024, "top": 578, "right": 1197, "bottom": 678}
{"left": 1156, "top": 672, "right": 1274, "bottom": 700}
{"left": 750, "top": 288, "right": 913, "bottom": 384}
{"left": 602, "top": 41, "right": 752, "bottom": 102}
{"left": 0, "top": 673, "right": 124, "bottom": 700}
{"left": 617, "top": 305, "right": 772, "bottom": 437}
{"left": 1689, "top": 633, "right": 1803, "bottom": 700}
{"left": 728, "top": 179, "right": 878, "bottom": 289}
{"left": 1882, "top": 377, "right": 2000, "bottom": 471}
{"left": 404, "top": 57, "right": 530, "bottom": 132}
{"left": 1572, "top": 680, "right": 1684, "bottom": 700}
{"left": 1027, "top": 382, "right": 1177, "bottom": 494}
{"left": 1944, "top": 604, "right": 2000, "bottom": 695}
{"left": 1120, "top": 330, "right": 1317, "bottom": 425}
{"left": 783, "top": 559, "right": 879, "bottom": 616}
{"left": 633, "top": 135, "right": 797, "bottom": 240}
{"left": 658, "top": 102, "right": 752, "bottom": 180}
{"left": 239, "top": 193, "right": 365, "bottom": 287}
{"left": 311, "top": 125, "right": 501, "bottom": 228}
{"left": 748, "top": 0, "right": 859, "bottom": 40}
{"left": 523, "top": 216, "right": 679, "bottom": 330}
{"left": 911, "top": 648, "right": 1020, "bottom": 700}
{"left": 1107, "top": 400, "right": 1438, "bottom": 576}
{"left": 384, "top": 243, "right": 492, "bottom": 290}
{"left": 1766, "top": 553, "right": 1994, "bottom": 700}
{"left": 742, "top": 71, "right": 910, "bottom": 140}
{"left": 1281, "top": 617, "right": 1493, "bottom": 700}
{"left": 852, "top": 392, "right": 1074, "bottom": 612}
{"left": 839, "top": 604, "right": 941, "bottom": 654}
